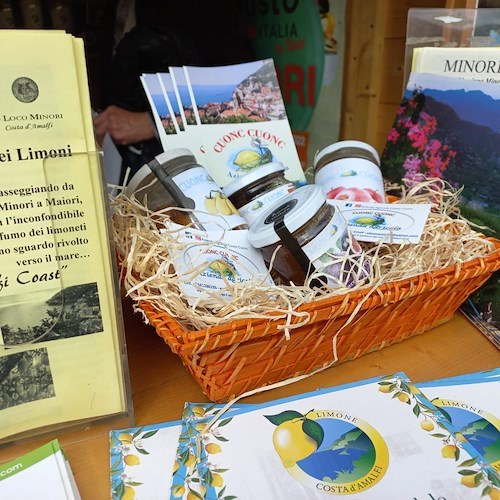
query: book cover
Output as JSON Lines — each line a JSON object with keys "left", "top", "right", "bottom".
{"left": 0, "top": 439, "right": 81, "bottom": 499}
{"left": 380, "top": 71, "right": 500, "bottom": 341}
{"left": 0, "top": 31, "right": 130, "bottom": 442}
{"left": 183, "top": 59, "right": 306, "bottom": 188}
{"left": 170, "top": 374, "right": 499, "bottom": 499}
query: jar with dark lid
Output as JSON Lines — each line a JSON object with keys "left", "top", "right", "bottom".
{"left": 127, "top": 148, "right": 247, "bottom": 230}
{"left": 247, "top": 185, "right": 370, "bottom": 287}
{"left": 313, "top": 140, "right": 385, "bottom": 203}
{"left": 222, "top": 162, "right": 295, "bottom": 226}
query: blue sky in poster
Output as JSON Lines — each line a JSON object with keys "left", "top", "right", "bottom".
{"left": 184, "top": 60, "right": 266, "bottom": 86}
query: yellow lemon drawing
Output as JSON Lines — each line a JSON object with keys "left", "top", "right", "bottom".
{"left": 122, "top": 485, "right": 135, "bottom": 500}
{"left": 272, "top": 418, "right": 318, "bottom": 468}
{"left": 441, "top": 444, "right": 458, "bottom": 459}
{"left": 192, "top": 406, "right": 206, "bottom": 417}
{"left": 397, "top": 393, "right": 410, "bottom": 403}
{"left": 211, "top": 473, "right": 224, "bottom": 487}
{"left": 117, "top": 433, "right": 133, "bottom": 444}
{"left": 172, "top": 485, "right": 185, "bottom": 498}
{"left": 185, "top": 453, "right": 196, "bottom": 467}
{"left": 378, "top": 385, "right": 391, "bottom": 393}
{"left": 460, "top": 475, "right": 477, "bottom": 488}
{"left": 233, "top": 149, "right": 261, "bottom": 168}
{"left": 488, "top": 487, "right": 500, "bottom": 500}
{"left": 205, "top": 443, "right": 222, "bottom": 454}
{"left": 420, "top": 420, "right": 434, "bottom": 432}
{"left": 124, "top": 454, "right": 140, "bottom": 466}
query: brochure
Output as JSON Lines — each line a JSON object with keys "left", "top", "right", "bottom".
{"left": 0, "top": 30, "right": 131, "bottom": 442}
{"left": 0, "top": 439, "right": 81, "bottom": 499}
{"left": 171, "top": 373, "right": 499, "bottom": 499}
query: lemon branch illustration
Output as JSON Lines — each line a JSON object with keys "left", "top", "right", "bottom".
{"left": 233, "top": 138, "right": 273, "bottom": 172}
{"left": 110, "top": 427, "right": 158, "bottom": 499}
{"left": 377, "top": 375, "right": 500, "bottom": 497}
{"left": 265, "top": 410, "right": 324, "bottom": 468}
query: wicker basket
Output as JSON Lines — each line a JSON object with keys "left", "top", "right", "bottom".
{"left": 136, "top": 238, "right": 500, "bottom": 402}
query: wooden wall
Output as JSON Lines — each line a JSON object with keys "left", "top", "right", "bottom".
{"left": 340, "top": 0, "right": 468, "bottom": 155}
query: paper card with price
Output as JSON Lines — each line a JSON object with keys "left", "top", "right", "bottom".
{"left": 0, "top": 30, "right": 131, "bottom": 443}
{"left": 170, "top": 373, "right": 499, "bottom": 499}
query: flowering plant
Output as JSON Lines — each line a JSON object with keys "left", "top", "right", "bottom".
{"left": 381, "top": 88, "right": 456, "bottom": 186}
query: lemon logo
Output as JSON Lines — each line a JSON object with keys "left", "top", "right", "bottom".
{"left": 233, "top": 138, "right": 273, "bottom": 172}
{"left": 265, "top": 409, "right": 388, "bottom": 495}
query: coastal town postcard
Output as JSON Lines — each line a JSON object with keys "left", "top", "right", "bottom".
{"left": 169, "top": 373, "right": 499, "bottom": 499}
{"left": 182, "top": 59, "right": 306, "bottom": 188}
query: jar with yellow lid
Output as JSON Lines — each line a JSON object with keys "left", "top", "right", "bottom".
{"left": 247, "top": 185, "right": 370, "bottom": 287}
{"left": 222, "top": 162, "right": 295, "bottom": 226}
{"left": 313, "top": 140, "right": 385, "bottom": 203}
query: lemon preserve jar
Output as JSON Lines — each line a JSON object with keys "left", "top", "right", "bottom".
{"left": 313, "top": 140, "right": 385, "bottom": 203}
{"left": 152, "top": 148, "right": 247, "bottom": 230}
{"left": 247, "top": 185, "right": 370, "bottom": 287}
{"left": 222, "top": 162, "right": 295, "bottom": 226}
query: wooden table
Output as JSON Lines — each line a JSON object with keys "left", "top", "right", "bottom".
{"left": 1, "top": 298, "right": 498, "bottom": 499}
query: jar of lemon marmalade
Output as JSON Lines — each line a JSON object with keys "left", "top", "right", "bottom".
{"left": 314, "top": 140, "right": 385, "bottom": 203}
{"left": 222, "top": 162, "right": 295, "bottom": 226}
{"left": 247, "top": 185, "right": 369, "bottom": 287}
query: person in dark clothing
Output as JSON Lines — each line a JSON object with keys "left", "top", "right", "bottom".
{"left": 93, "top": 1, "right": 255, "bottom": 179}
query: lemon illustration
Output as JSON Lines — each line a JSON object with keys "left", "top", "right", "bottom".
{"left": 272, "top": 418, "right": 318, "bottom": 468}
{"left": 192, "top": 406, "right": 206, "bottom": 417}
{"left": 233, "top": 149, "right": 262, "bottom": 169}
{"left": 172, "top": 460, "right": 179, "bottom": 473}
{"left": 460, "top": 475, "right": 477, "bottom": 488}
{"left": 488, "top": 487, "right": 500, "bottom": 500}
{"left": 441, "top": 444, "right": 458, "bottom": 459}
{"left": 118, "top": 433, "right": 133, "bottom": 444}
{"left": 172, "top": 485, "right": 186, "bottom": 498}
{"left": 420, "top": 420, "right": 434, "bottom": 432}
{"left": 205, "top": 443, "right": 222, "bottom": 454}
{"left": 122, "top": 485, "right": 135, "bottom": 500}
{"left": 378, "top": 384, "right": 391, "bottom": 393}
{"left": 397, "top": 392, "right": 410, "bottom": 404}
{"left": 341, "top": 170, "right": 357, "bottom": 177}
{"left": 124, "top": 454, "right": 140, "bottom": 466}
{"left": 185, "top": 453, "right": 196, "bottom": 467}
{"left": 204, "top": 191, "right": 238, "bottom": 216}
{"left": 211, "top": 473, "right": 224, "bottom": 487}
{"left": 195, "top": 422, "right": 207, "bottom": 433}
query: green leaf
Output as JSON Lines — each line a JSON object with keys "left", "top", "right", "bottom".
{"left": 488, "top": 470, "right": 500, "bottom": 487}
{"left": 378, "top": 381, "right": 393, "bottom": 386}
{"left": 430, "top": 433, "right": 447, "bottom": 438}
{"left": 458, "top": 469, "right": 477, "bottom": 476}
{"left": 380, "top": 373, "right": 396, "bottom": 380}
{"left": 264, "top": 410, "right": 303, "bottom": 426}
{"left": 302, "top": 419, "right": 324, "bottom": 448}
{"left": 412, "top": 404, "right": 421, "bottom": 417}
{"left": 131, "top": 427, "right": 143, "bottom": 439}
{"left": 141, "top": 430, "right": 159, "bottom": 439}
{"left": 481, "top": 485, "right": 492, "bottom": 497}
{"left": 400, "top": 381, "right": 411, "bottom": 393}
{"left": 435, "top": 406, "right": 453, "bottom": 423}
{"left": 135, "top": 447, "right": 150, "bottom": 455}
{"left": 115, "top": 483, "right": 125, "bottom": 498}
{"left": 187, "top": 488, "right": 204, "bottom": 500}
{"left": 214, "top": 435, "right": 229, "bottom": 442}
{"left": 222, "top": 496, "right": 238, "bottom": 500}
{"left": 474, "top": 473, "right": 483, "bottom": 487}
{"left": 126, "top": 481, "right": 143, "bottom": 487}
{"left": 213, "top": 468, "right": 230, "bottom": 473}
{"left": 459, "top": 457, "right": 478, "bottom": 467}
{"left": 218, "top": 418, "right": 232, "bottom": 427}
{"left": 204, "top": 469, "right": 213, "bottom": 485}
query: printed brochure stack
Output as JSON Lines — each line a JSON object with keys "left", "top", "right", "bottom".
{"left": 110, "top": 369, "right": 500, "bottom": 499}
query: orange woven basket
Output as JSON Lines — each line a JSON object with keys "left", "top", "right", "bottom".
{"left": 136, "top": 238, "right": 500, "bottom": 402}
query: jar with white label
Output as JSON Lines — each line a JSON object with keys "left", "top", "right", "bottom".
{"left": 247, "top": 185, "right": 370, "bottom": 288}
{"left": 128, "top": 148, "right": 247, "bottom": 231}
{"left": 313, "top": 140, "right": 385, "bottom": 203}
{"left": 222, "top": 162, "right": 296, "bottom": 226}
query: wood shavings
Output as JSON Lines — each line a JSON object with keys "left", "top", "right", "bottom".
{"left": 110, "top": 178, "right": 496, "bottom": 331}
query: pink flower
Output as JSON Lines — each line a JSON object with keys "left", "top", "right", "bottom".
{"left": 327, "top": 186, "right": 384, "bottom": 203}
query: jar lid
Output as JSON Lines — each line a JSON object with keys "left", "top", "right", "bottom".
{"left": 156, "top": 148, "right": 196, "bottom": 165}
{"left": 247, "top": 185, "right": 325, "bottom": 248}
{"left": 126, "top": 163, "right": 156, "bottom": 196}
{"left": 313, "top": 140, "right": 380, "bottom": 167}
{"left": 222, "top": 162, "right": 286, "bottom": 197}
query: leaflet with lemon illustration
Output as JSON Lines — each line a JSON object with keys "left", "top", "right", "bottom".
{"left": 170, "top": 373, "right": 498, "bottom": 499}
{"left": 416, "top": 369, "right": 500, "bottom": 477}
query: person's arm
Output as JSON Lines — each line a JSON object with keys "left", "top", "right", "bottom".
{"left": 93, "top": 105, "right": 157, "bottom": 146}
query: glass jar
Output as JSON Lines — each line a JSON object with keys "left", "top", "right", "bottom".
{"left": 222, "top": 162, "right": 295, "bottom": 226}
{"left": 313, "top": 140, "right": 385, "bottom": 203}
{"left": 127, "top": 148, "right": 247, "bottom": 230}
{"left": 247, "top": 185, "right": 369, "bottom": 287}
